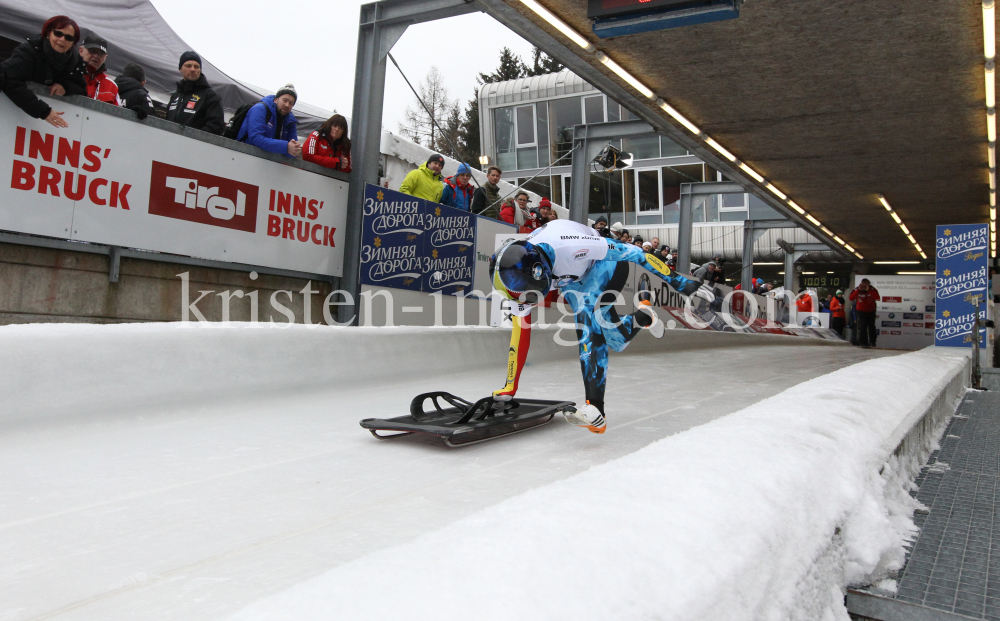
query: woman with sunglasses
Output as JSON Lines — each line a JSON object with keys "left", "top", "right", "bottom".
{"left": 1, "top": 16, "right": 87, "bottom": 128}
{"left": 302, "top": 114, "right": 352, "bottom": 172}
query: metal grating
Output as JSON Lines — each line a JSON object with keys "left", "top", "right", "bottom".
{"left": 888, "top": 391, "right": 1000, "bottom": 620}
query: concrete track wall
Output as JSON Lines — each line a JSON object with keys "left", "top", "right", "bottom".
{"left": 0, "top": 322, "right": 849, "bottom": 427}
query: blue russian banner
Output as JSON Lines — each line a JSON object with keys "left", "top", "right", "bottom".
{"left": 359, "top": 184, "right": 475, "bottom": 295}
{"left": 934, "top": 224, "right": 990, "bottom": 347}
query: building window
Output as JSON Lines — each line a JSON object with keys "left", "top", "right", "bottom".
{"left": 660, "top": 136, "right": 687, "bottom": 157}
{"left": 584, "top": 95, "right": 604, "bottom": 124}
{"left": 536, "top": 102, "right": 550, "bottom": 168}
{"left": 549, "top": 96, "right": 582, "bottom": 164}
{"left": 661, "top": 164, "right": 705, "bottom": 223}
{"left": 494, "top": 106, "right": 516, "bottom": 171}
{"left": 636, "top": 169, "right": 660, "bottom": 212}
{"left": 623, "top": 134, "right": 660, "bottom": 160}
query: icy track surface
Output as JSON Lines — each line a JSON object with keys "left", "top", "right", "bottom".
{"left": 0, "top": 323, "right": 902, "bottom": 621}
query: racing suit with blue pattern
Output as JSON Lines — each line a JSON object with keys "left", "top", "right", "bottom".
{"left": 494, "top": 220, "right": 702, "bottom": 414}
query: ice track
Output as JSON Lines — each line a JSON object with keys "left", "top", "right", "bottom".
{"left": 0, "top": 323, "right": 899, "bottom": 621}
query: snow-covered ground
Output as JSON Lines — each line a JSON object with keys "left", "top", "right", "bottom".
{"left": 0, "top": 323, "right": 957, "bottom": 621}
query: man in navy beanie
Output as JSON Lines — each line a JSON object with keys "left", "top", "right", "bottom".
{"left": 165, "top": 51, "right": 224, "bottom": 135}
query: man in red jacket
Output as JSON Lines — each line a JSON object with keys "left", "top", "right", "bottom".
{"left": 849, "top": 279, "right": 881, "bottom": 347}
{"left": 79, "top": 34, "right": 120, "bottom": 106}
{"left": 829, "top": 290, "right": 847, "bottom": 337}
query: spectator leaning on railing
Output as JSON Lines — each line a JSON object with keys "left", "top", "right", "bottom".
{"left": 399, "top": 154, "right": 445, "bottom": 202}
{"left": 79, "top": 33, "right": 119, "bottom": 106}
{"left": 303, "top": 114, "right": 352, "bottom": 172}
{"left": 236, "top": 84, "right": 300, "bottom": 158}
{"left": 0, "top": 15, "right": 87, "bottom": 128}
{"left": 116, "top": 63, "right": 154, "bottom": 119}
{"left": 166, "top": 51, "right": 224, "bottom": 135}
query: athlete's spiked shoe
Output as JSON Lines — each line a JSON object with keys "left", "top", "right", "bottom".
{"left": 636, "top": 303, "right": 664, "bottom": 338}
{"left": 563, "top": 402, "right": 606, "bottom": 434}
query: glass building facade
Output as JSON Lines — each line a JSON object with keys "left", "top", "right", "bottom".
{"left": 479, "top": 70, "right": 783, "bottom": 228}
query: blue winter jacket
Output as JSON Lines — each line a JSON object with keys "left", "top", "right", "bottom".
{"left": 236, "top": 95, "right": 298, "bottom": 157}
{"left": 440, "top": 163, "right": 475, "bottom": 211}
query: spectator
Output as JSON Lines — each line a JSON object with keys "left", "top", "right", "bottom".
{"left": 79, "top": 33, "right": 119, "bottom": 106}
{"left": 166, "top": 51, "right": 224, "bottom": 135}
{"left": 642, "top": 241, "right": 653, "bottom": 252}
{"left": 830, "top": 289, "right": 846, "bottom": 337}
{"left": 693, "top": 261, "right": 720, "bottom": 281}
{"left": 470, "top": 166, "right": 502, "bottom": 220}
{"left": 633, "top": 235, "right": 644, "bottom": 248}
{"left": 116, "top": 62, "right": 154, "bottom": 119}
{"left": 236, "top": 84, "right": 300, "bottom": 158}
{"left": 849, "top": 278, "right": 881, "bottom": 347}
{"left": 795, "top": 288, "right": 814, "bottom": 314}
{"left": 1, "top": 15, "right": 86, "bottom": 128}
{"left": 400, "top": 154, "right": 445, "bottom": 202}
{"left": 667, "top": 250, "right": 678, "bottom": 268}
{"left": 441, "top": 163, "right": 475, "bottom": 211}
{"left": 619, "top": 229, "right": 632, "bottom": 244}
{"left": 303, "top": 114, "right": 352, "bottom": 172}
{"left": 501, "top": 191, "right": 540, "bottom": 233}
{"left": 610, "top": 221, "right": 624, "bottom": 239}
{"left": 593, "top": 215, "right": 611, "bottom": 238}
{"left": 539, "top": 198, "right": 558, "bottom": 225}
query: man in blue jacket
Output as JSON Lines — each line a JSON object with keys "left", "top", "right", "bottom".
{"left": 440, "top": 163, "right": 475, "bottom": 211}
{"left": 237, "top": 83, "right": 301, "bottom": 157}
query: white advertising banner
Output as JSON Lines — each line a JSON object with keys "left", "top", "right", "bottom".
{"left": 0, "top": 95, "right": 348, "bottom": 276}
{"left": 859, "top": 274, "right": 936, "bottom": 350}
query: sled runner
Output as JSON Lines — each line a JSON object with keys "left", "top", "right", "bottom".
{"left": 360, "top": 392, "right": 575, "bottom": 447}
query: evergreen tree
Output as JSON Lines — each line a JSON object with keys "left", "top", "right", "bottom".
{"left": 478, "top": 47, "right": 528, "bottom": 85}
{"left": 526, "top": 47, "right": 564, "bottom": 77}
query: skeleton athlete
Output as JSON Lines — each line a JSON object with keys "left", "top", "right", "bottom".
{"left": 489, "top": 219, "right": 713, "bottom": 433}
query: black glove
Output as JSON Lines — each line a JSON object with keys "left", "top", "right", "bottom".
{"left": 132, "top": 106, "right": 148, "bottom": 121}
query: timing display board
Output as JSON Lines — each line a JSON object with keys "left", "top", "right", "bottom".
{"left": 588, "top": 0, "right": 714, "bottom": 19}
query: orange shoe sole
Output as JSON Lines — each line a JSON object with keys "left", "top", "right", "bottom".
{"left": 584, "top": 424, "right": 606, "bottom": 434}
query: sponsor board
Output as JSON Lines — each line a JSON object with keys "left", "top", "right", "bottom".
{"left": 0, "top": 95, "right": 347, "bottom": 275}
{"left": 861, "top": 275, "right": 936, "bottom": 351}
{"left": 360, "top": 184, "right": 478, "bottom": 294}
{"left": 935, "top": 224, "right": 990, "bottom": 348}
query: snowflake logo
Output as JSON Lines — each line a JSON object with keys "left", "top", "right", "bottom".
{"left": 943, "top": 269, "right": 951, "bottom": 276}
{"left": 435, "top": 207, "right": 442, "bottom": 216}
{"left": 944, "top": 229, "right": 952, "bottom": 236}
{"left": 374, "top": 237, "right": 382, "bottom": 248}
{"left": 432, "top": 249, "right": 439, "bottom": 259}
{"left": 376, "top": 190, "right": 384, "bottom": 201}
{"left": 942, "top": 310, "right": 951, "bottom": 318}
{"left": 407, "top": 234, "right": 417, "bottom": 241}
{"left": 458, "top": 246, "right": 467, "bottom": 252}
{"left": 403, "top": 278, "right": 414, "bottom": 285}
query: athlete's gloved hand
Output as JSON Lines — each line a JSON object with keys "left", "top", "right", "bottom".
{"left": 694, "top": 282, "right": 716, "bottom": 303}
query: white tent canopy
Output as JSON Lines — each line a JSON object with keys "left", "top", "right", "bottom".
{"left": 0, "top": 0, "right": 327, "bottom": 132}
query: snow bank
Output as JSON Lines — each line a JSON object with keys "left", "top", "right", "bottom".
{"left": 228, "top": 347, "right": 970, "bottom": 621}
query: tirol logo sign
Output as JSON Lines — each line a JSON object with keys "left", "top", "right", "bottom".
{"left": 148, "top": 161, "right": 258, "bottom": 232}
{"left": 934, "top": 224, "right": 989, "bottom": 348}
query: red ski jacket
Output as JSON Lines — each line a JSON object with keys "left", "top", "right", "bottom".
{"left": 303, "top": 131, "right": 352, "bottom": 172}
{"left": 85, "top": 68, "right": 119, "bottom": 106}
{"left": 849, "top": 287, "right": 880, "bottom": 312}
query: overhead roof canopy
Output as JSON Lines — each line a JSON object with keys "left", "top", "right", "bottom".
{"left": 497, "top": 0, "right": 991, "bottom": 261}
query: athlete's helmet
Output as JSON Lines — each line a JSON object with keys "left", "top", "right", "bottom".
{"left": 490, "top": 240, "right": 552, "bottom": 302}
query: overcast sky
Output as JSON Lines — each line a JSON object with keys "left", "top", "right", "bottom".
{"left": 150, "top": 0, "right": 537, "bottom": 134}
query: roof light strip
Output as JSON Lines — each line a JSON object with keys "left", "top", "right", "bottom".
{"left": 878, "top": 194, "right": 925, "bottom": 259}
{"left": 516, "top": 0, "right": 855, "bottom": 256}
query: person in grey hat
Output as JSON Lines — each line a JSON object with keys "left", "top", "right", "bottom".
{"left": 79, "top": 33, "right": 119, "bottom": 106}
{"left": 165, "top": 51, "right": 224, "bottom": 135}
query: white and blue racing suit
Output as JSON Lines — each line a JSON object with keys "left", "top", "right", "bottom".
{"left": 494, "top": 220, "right": 702, "bottom": 414}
